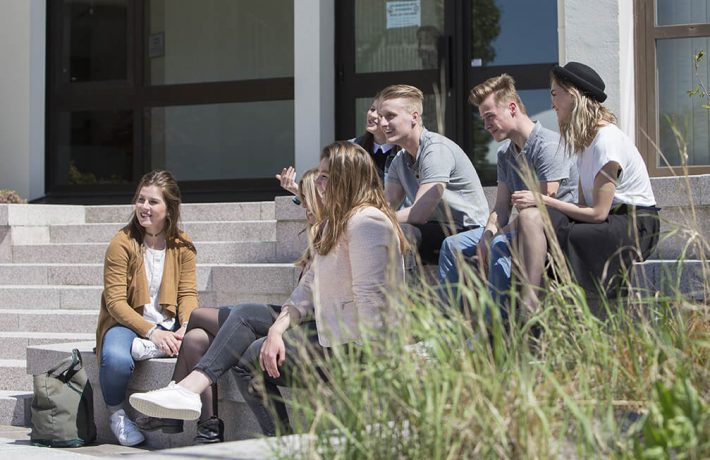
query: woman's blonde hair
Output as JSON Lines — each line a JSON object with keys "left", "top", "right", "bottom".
{"left": 294, "top": 167, "right": 321, "bottom": 269}
{"left": 127, "top": 169, "right": 195, "bottom": 252}
{"left": 552, "top": 75, "right": 617, "bottom": 154}
{"left": 313, "top": 141, "right": 407, "bottom": 256}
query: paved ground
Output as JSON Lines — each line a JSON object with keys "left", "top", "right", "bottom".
{"left": 0, "top": 426, "right": 145, "bottom": 458}
{"left": 0, "top": 425, "right": 302, "bottom": 459}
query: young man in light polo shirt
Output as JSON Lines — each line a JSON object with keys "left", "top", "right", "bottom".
{"left": 378, "top": 84, "right": 489, "bottom": 265}
{"left": 438, "top": 73, "right": 578, "bottom": 312}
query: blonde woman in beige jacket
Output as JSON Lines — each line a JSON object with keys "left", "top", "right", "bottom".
{"left": 130, "top": 141, "right": 406, "bottom": 436}
{"left": 97, "top": 170, "right": 198, "bottom": 446}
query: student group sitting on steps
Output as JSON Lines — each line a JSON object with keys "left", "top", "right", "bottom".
{"left": 91, "top": 62, "right": 659, "bottom": 446}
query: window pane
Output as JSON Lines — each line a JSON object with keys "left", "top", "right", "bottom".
{"left": 149, "top": 101, "right": 294, "bottom": 180}
{"left": 54, "top": 111, "right": 134, "bottom": 185}
{"left": 472, "top": 0, "right": 558, "bottom": 67}
{"left": 657, "top": 0, "right": 710, "bottom": 26}
{"left": 146, "top": 0, "right": 294, "bottom": 85}
{"left": 355, "top": 0, "right": 445, "bottom": 73}
{"left": 65, "top": 0, "right": 128, "bottom": 82}
{"left": 657, "top": 37, "right": 710, "bottom": 167}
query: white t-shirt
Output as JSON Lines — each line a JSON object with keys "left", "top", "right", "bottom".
{"left": 577, "top": 125, "right": 656, "bottom": 207}
{"left": 142, "top": 247, "right": 175, "bottom": 330}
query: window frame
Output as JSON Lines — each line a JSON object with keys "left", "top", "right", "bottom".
{"left": 635, "top": 0, "right": 710, "bottom": 176}
{"left": 45, "top": 0, "right": 295, "bottom": 203}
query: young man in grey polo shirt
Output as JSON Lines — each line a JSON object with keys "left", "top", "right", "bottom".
{"left": 438, "top": 73, "right": 578, "bottom": 311}
{"left": 378, "top": 84, "right": 489, "bottom": 264}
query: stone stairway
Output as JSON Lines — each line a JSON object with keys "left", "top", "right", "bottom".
{"left": 0, "top": 196, "right": 308, "bottom": 437}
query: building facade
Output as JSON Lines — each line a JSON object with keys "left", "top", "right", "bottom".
{"left": 0, "top": 0, "right": 708, "bottom": 203}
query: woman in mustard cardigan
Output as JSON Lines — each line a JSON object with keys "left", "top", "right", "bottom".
{"left": 96, "top": 169, "right": 198, "bottom": 446}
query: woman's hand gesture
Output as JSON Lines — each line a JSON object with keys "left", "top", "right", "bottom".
{"left": 275, "top": 167, "right": 299, "bottom": 196}
{"left": 259, "top": 331, "right": 286, "bottom": 379}
{"left": 511, "top": 190, "right": 540, "bottom": 210}
{"left": 150, "top": 329, "right": 182, "bottom": 357}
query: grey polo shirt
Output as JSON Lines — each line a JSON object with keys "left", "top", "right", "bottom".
{"left": 497, "top": 121, "right": 578, "bottom": 203}
{"left": 386, "top": 129, "right": 489, "bottom": 228}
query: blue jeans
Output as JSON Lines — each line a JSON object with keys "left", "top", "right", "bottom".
{"left": 438, "top": 228, "right": 514, "bottom": 316}
{"left": 438, "top": 227, "right": 485, "bottom": 285}
{"left": 488, "top": 232, "right": 513, "bottom": 312}
{"left": 99, "top": 323, "right": 175, "bottom": 407}
{"left": 99, "top": 325, "right": 138, "bottom": 407}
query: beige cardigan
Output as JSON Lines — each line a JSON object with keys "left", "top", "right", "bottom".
{"left": 95, "top": 228, "right": 199, "bottom": 357}
{"left": 288, "top": 207, "right": 404, "bottom": 347}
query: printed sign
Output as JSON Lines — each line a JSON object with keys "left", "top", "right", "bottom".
{"left": 386, "top": 0, "right": 421, "bottom": 29}
{"left": 148, "top": 32, "right": 165, "bottom": 59}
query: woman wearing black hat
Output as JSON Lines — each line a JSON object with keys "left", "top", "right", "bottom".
{"left": 509, "top": 61, "right": 659, "bottom": 315}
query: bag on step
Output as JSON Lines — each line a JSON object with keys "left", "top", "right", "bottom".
{"left": 30, "top": 348, "right": 97, "bottom": 447}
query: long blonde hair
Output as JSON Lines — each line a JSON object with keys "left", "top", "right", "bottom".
{"left": 313, "top": 141, "right": 407, "bottom": 256}
{"left": 294, "top": 168, "right": 322, "bottom": 269}
{"left": 552, "top": 75, "right": 617, "bottom": 154}
{"left": 127, "top": 169, "right": 195, "bottom": 252}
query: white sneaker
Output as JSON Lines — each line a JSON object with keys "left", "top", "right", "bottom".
{"left": 129, "top": 381, "right": 202, "bottom": 421}
{"left": 109, "top": 409, "right": 145, "bottom": 447}
{"left": 131, "top": 338, "right": 169, "bottom": 361}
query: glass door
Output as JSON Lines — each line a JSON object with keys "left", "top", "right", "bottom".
{"left": 335, "top": 0, "right": 451, "bottom": 138}
{"left": 336, "top": 0, "right": 559, "bottom": 186}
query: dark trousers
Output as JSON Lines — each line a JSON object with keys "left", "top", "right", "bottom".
{"left": 402, "top": 221, "right": 464, "bottom": 265}
{"left": 231, "top": 327, "right": 322, "bottom": 436}
{"left": 548, "top": 205, "right": 660, "bottom": 298}
{"left": 192, "top": 303, "right": 280, "bottom": 384}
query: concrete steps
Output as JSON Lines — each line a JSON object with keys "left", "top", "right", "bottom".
{"left": 0, "top": 263, "right": 298, "bottom": 288}
{"left": 0, "top": 309, "right": 99, "bottom": 333}
{"left": 11, "top": 241, "right": 278, "bottom": 264}
{"left": 0, "top": 332, "right": 94, "bottom": 359}
{"left": 0, "top": 391, "right": 32, "bottom": 426}
{"left": 0, "top": 360, "right": 32, "bottom": 391}
{"left": 12, "top": 220, "right": 276, "bottom": 244}
{"left": 85, "top": 202, "right": 275, "bottom": 224}
{"left": 0, "top": 197, "right": 308, "bottom": 433}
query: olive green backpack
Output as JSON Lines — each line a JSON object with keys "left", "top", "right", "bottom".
{"left": 30, "top": 349, "right": 97, "bottom": 447}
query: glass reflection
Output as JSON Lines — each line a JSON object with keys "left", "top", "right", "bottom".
{"left": 656, "top": 0, "right": 710, "bottom": 26}
{"left": 657, "top": 37, "right": 710, "bottom": 167}
{"left": 471, "top": 0, "right": 557, "bottom": 67}
{"left": 146, "top": 0, "right": 294, "bottom": 85}
{"left": 66, "top": 0, "right": 128, "bottom": 82}
{"left": 149, "top": 101, "right": 294, "bottom": 180}
{"left": 55, "top": 111, "right": 134, "bottom": 185}
{"left": 355, "top": 0, "right": 444, "bottom": 73}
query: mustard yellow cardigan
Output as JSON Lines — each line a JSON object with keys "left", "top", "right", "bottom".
{"left": 95, "top": 228, "right": 198, "bottom": 358}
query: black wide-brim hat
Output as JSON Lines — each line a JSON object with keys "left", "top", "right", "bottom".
{"left": 552, "top": 61, "right": 607, "bottom": 103}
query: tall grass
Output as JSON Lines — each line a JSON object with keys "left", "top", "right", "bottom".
{"left": 268, "top": 250, "right": 707, "bottom": 459}
{"left": 266, "top": 196, "right": 710, "bottom": 459}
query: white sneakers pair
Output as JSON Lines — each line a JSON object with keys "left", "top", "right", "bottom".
{"left": 131, "top": 338, "right": 169, "bottom": 361}
{"left": 109, "top": 409, "right": 145, "bottom": 447}
{"left": 129, "top": 381, "right": 202, "bottom": 421}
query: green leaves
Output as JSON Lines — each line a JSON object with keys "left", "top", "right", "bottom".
{"left": 634, "top": 377, "right": 710, "bottom": 459}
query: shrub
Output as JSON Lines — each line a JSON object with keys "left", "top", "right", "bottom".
{"left": 0, "top": 189, "right": 25, "bottom": 204}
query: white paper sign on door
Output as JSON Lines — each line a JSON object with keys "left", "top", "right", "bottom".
{"left": 386, "top": 0, "right": 421, "bottom": 29}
